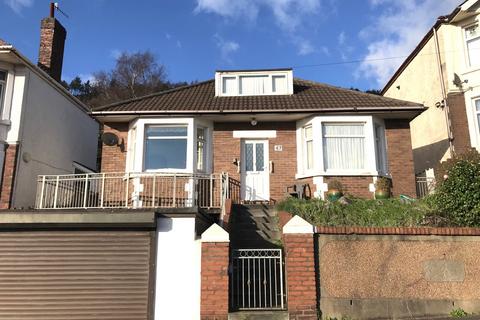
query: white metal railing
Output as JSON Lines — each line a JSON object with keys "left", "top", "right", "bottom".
{"left": 35, "top": 172, "right": 229, "bottom": 210}
{"left": 416, "top": 176, "right": 436, "bottom": 198}
{"left": 230, "top": 249, "right": 286, "bottom": 311}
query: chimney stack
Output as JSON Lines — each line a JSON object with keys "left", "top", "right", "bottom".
{"left": 38, "top": 2, "right": 67, "bottom": 82}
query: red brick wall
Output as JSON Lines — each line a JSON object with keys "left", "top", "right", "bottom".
{"left": 284, "top": 232, "right": 318, "bottom": 319}
{"left": 385, "top": 119, "right": 416, "bottom": 197}
{"left": 213, "top": 122, "right": 297, "bottom": 202}
{"left": 0, "top": 144, "right": 19, "bottom": 209}
{"left": 100, "top": 123, "right": 129, "bottom": 172}
{"left": 447, "top": 92, "right": 471, "bottom": 155}
{"left": 201, "top": 242, "right": 229, "bottom": 320}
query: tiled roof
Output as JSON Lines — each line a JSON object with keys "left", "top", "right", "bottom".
{"left": 93, "top": 78, "right": 423, "bottom": 113}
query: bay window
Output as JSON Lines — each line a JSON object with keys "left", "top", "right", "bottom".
{"left": 465, "top": 24, "right": 480, "bottom": 67}
{"left": 476, "top": 99, "right": 480, "bottom": 134}
{"left": 322, "top": 123, "right": 365, "bottom": 170}
{"left": 298, "top": 116, "right": 388, "bottom": 176}
{"left": 144, "top": 125, "right": 188, "bottom": 170}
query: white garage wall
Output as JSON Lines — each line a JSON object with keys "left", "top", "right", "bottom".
{"left": 155, "top": 217, "right": 201, "bottom": 320}
{"left": 11, "top": 69, "right": 99, "bottom": 208}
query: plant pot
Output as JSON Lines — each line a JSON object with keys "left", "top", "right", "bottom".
{"left": 327, "top": 189, "right": 343, "bottom": 202}
{"left": 375, "top": 189, "right": 390, "bottom": 199}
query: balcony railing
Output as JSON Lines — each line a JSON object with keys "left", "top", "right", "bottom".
{"left": 35, "top": 172, "right": 229, "bottom": 210}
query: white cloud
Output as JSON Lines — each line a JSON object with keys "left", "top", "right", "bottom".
{"left": 165, "top": 33, "right": 172, "bottom": 40}
{"left": 4, "top": 0, "right": 33, "bottom": 14}
{"left": 338, "top": 31, "right": 346, "bottom": 46}
{"left": 214, "top": 34, "right": 240, "bottom": 64}
{"left": 195, "top": 0, "right": 322, "bottom": 55}
{"left": 337, "top": 31, "right": 354, "bottom": 61}
{"left": 358, "top": 0, "right": 459, "bottom": 87}
{"left": 110, "top": 49, "right": 122, "bottom": 60}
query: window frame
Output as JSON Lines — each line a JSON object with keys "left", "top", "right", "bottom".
{"left": 474, "top": 98, "right": 480, "bottom": 138}
{"left": 196, "top": 126, "right": 207, "bottom": 172}
{"left": 321, "top": 122, "right": 367, "bottom": 171}
{"left": 0, "top": 69, "right": 6, "bottom": 117}
{"left": 303, "top": 125, "right": 314, "bottom": 172}
{"left": 218, "top": 71, "right": 292, "bottom": 96}
{"left": 463, "top": 23, "right": 480, "bottom": 68}
{"left": 296, "top": 115, "right": 387, "bottom": 178}
{"left": 143, "top": 125, "right": 189, "bottom": 171}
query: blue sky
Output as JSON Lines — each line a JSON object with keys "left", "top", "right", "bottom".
{"left": 1, "top": 0, "right": 459, "bottom": 90}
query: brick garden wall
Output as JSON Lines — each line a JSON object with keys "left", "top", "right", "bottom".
{"left": 385, "top": 119, "right": 416, "bottom": 197}
{"left": 200, "top": 241, "right": 229, "bottom": 320}
{"left": 0, "top": 144, "right": 19, "bottom": 209}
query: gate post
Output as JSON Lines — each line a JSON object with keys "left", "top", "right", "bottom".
{"left": 283, "top": 215, "right": 317, "bottom": 320}
{"left": 200, "top": 224, "right": 230, "bottom": 320}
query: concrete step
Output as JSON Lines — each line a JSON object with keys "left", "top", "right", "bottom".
{"left": 229, "top": 311, "right": 289, "bottom": 320}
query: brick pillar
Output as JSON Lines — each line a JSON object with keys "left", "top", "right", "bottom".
{"left": 0, "top": 144, "right": 19, "bottom": 209}
{"left": 283, "top": 216, "right": 317, "bottom": 320}
{"left": 200, "top": 224, "right": 230, "bottom": 320}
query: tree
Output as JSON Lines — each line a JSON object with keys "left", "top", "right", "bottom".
{"left": 66, "top": 51, "right": 188, "bottom": 108}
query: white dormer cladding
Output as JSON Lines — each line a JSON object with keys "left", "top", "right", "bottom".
{"left": 215, "top": 69, "right": 294, "bottom": 97}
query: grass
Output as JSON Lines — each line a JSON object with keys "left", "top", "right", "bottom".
{"left": 277, "top": 196, "right": 437, "bottom": 227}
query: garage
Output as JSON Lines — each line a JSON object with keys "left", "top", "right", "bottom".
{"left": 0, "top": 212, "right": 155, "bottom": 320}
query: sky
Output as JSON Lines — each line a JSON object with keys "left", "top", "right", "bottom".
{"left": 0, "top": 0, "right": 460, "bottom": 90}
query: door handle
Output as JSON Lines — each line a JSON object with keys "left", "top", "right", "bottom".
{"left": 269, "top": 161, "right": 274, "bottom": 174}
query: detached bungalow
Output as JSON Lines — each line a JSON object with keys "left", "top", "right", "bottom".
{"left": 87, "top": 68, "right": 424, "bottom": 203}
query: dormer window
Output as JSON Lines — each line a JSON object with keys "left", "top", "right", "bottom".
{"left": 215, "top": 69, "right": 293, "bottom": 97}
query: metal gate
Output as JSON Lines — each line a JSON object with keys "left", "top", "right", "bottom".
{"left": 230, "top": 249, "right": 286, "bottom": 311}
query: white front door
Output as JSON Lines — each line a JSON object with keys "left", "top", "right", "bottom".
{"left": 241, "top": 140, "right": 270, "bottom": 201}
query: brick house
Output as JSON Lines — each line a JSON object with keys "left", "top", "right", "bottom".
{"left": 0, "top": 7, "right": 98, "bottom": 209}
{"left": 91, "top": 68, "right": 424, "bottom": 203}
{"left": 383, "top": 0, "right": 480, "bottom": 181}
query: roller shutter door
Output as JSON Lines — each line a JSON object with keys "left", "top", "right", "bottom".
{"left": 0, "top": 230, "right": 153, "bottom": 320}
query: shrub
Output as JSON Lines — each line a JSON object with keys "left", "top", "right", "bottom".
{"left": 431, "top": 149, "right": 480, "bottom": 227}
{"left": 277, "top": 197, "right": 429, "bottom": 227}
{"left": 450, "top": 308, "right": 468, "bottom": 318}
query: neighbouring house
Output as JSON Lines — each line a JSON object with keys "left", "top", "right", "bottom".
{"left": 0, "top": 7, "right": 98, "bottom": 209}
{"left": 382, "top": 0, "right": 480, "bottom": 185}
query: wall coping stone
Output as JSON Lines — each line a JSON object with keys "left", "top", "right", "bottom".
{"left": 201, "top": 223, "right": 230, "bottom": 242}
{"left": 316, "top": 225, "right": 480, "bottom": 236}
{"left": 283, "top": 215, "right": 314, "bottom": 234}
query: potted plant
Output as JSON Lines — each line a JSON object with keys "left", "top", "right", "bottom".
{"left": 375, "top": 177, "right": 391, "bottom": 199}
{"left": 327, "top": 180, "right": 344, "bottom": 201}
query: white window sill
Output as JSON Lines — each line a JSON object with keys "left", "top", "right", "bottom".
{"left": 295, "top": 170, "right": 388, "bottom": 179}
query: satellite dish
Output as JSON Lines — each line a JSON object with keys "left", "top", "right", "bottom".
{"left": 101, "top": 132, "right": 119, "bottom": 146}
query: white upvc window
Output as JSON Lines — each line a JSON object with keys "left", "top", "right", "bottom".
{"left": 322, "top": 123, "right": 366, "bottom": 170}
{"left": 196, "top": 127, "right": 206, "bottom": 171}
{"left": 465, "top": 24, "right": 480, "bottom": 67}
{"left": 0, "top": 70, "right": 6, "bottom": 114}
{"left": 296, "top": 116, "right": 387, "bottom": 177}
{"left": 303, "top": 125, "right": 314, "bottom": 171}
{"left": 475, "top": 98, "right": 480, "bottom": 135}
{"left": 129, "top": 118, "right": 212, "bottom": 173}
{"left": 144, "top": 125, "right": 188, "bottom": 170}
{"left": 216, "top": 70, "right": 293, "bottom": 96}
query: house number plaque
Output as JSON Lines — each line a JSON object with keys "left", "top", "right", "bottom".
{"left": 274, "top": 145, "right": 283, "bottom": 152}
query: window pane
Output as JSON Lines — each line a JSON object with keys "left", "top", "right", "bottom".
{"left": 304, "top": 126, "right": 312, "bottom": 140}
{"left": 222, "top": 77, "right": 236, "bottom": 95}
{"left": 272, "top": 75, "right": 286, "bottom": 93}
{"left": 145, "top": 139, "right": 187, "bottom": 169}
{"left": 323, "top": 123, "right": 365, "bottom": 170}
{"left": 255, "top": 143, "right": 264, "bottom": 171}
{"left": 306, "top": 140, "right": 313, "bottom": 170}
{"left": 467, "top": 37, "right": 480, "bottom": 66}
{"left": 239, "top": 76, "right": 268, "bottom": 95}
{"left": 147, "top": 126, "right": 187, "bottom": 137}
{"left": 0, "top": 71, "right": 6, "bottom": 82}
{"left": 196, "top": 128, "right": 205, "bottom": 171}
{"left": 245, "top": 143, "right": 254, "bottom": 171}
{"left": 476, "top": 99, "right": 480, "bottom": 112}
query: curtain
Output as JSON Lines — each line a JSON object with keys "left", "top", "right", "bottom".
{"left": 322, "top": 123, "right": 365, "bottom": 170}
{"left": 240, "top": 76, "right": 268, "bottom": 95}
